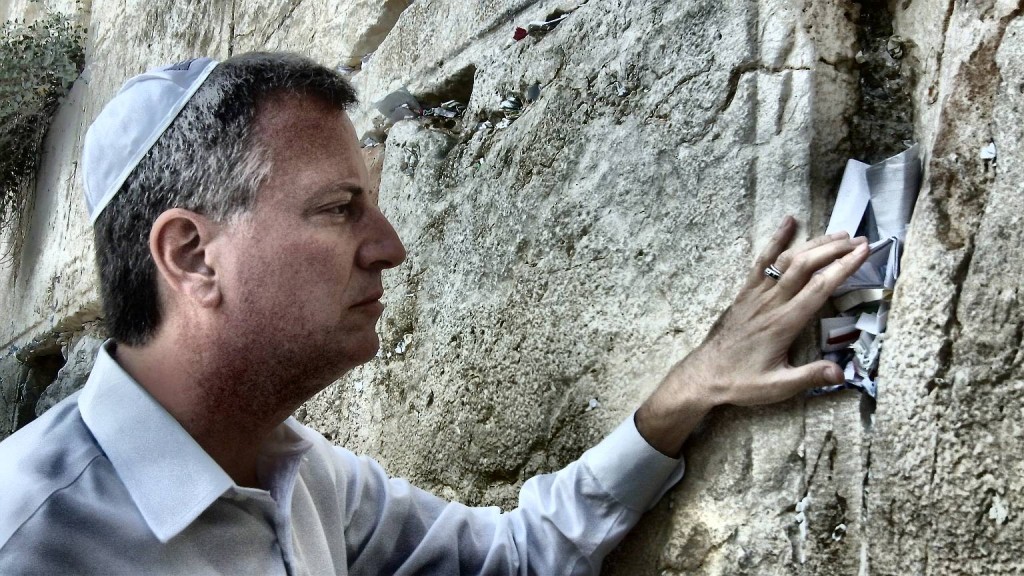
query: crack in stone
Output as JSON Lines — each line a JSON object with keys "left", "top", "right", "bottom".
{"left": 935, "top": 0, "right": 956, "bottom": 80}
{"left": 698, "top": 63, "right": 813, "bottom": 145}
{"left": 227, "top": 0, "right": 236, "bottom": 56}
{"left": 264, "top": 0, "right": 306, "bottom": 46}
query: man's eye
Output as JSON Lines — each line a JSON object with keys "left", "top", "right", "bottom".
{"left": 325, "top": 204, "right": 351, "bottom": 215}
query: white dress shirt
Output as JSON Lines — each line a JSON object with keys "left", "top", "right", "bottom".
{"left": 0, "top": 341, "right": 683, "bottom": 575}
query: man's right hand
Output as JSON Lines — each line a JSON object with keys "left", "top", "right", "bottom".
{"left": 635, "top": 216, "right": 870, "bottom": 457}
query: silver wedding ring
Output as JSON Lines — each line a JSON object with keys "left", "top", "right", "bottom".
{"left": 764, "top": 264, "right": 783, "bottom": 281}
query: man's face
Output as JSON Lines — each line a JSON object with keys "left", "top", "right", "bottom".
{"left": 212, "top": 94, "right": 406, "bottom": 387}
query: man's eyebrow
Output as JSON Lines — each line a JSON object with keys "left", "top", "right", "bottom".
{"left": 311, "top": 182, "right": 366, "bottom": 200}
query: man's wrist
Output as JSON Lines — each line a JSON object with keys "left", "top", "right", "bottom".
{"left": 635, "top": 366, "right": 716, "bottom": 458}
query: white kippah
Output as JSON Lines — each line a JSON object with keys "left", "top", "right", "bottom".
{"left": 82, "top": 57, "right": 219, "bottom": 223}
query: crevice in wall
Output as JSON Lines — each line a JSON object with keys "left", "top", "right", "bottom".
{"left": 418, "top": 64, "right": 477, "bottom": 111}
{"left": 227, "top": 0, "right": 236, "bottom": 56}
{"left": 848, "top": 0, "right": 914, "bottom": 163}
{"left": 932, "top": 0, "right": 956, "bottom": 99}
{"left": 842, "top": 6, "right": 917, "bottom": 574}
{"left": 859, "top": 393, "right": 875, "bottom": 430}
{"left": 860, "top": 436, "right": 873, "bottom": 560}
{"left": 2, "top": 318, "right": 105, "bottom": 437}
{"left": 417, "top": 64, "right": 478, "bottom": 138}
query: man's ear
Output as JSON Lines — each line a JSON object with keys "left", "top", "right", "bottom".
{"left": 149, "top": 208, "right": 223, "bottom": 309}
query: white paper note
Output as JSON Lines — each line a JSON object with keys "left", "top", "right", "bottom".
{"left": 826, "top": 159, "right": 871, "bottom": 237}
{"left": 865, "top": 144, "right": 921, "bottom": 241}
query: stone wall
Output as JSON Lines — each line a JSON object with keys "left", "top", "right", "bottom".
{"left": 871, "top": 1, "right": 1024, "bottom": 573}
{"left": 1, "top": 0, "right": 1020, "bottom": 574}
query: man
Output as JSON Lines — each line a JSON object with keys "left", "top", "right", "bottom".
{"left": 0, "top": 52, "right": 867, "bottom": 574}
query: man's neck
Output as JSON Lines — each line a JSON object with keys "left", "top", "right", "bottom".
{"left": 113, "top": 336, "right": 294, "bottom": 489}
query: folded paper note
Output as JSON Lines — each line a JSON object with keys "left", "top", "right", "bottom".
{"left": 814, "top": 145, "right": 921, "bottom": 399}
{"left": 834, "top": 237, "right": 900, "bottom": 296}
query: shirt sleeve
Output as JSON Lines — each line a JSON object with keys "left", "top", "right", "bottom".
{"left": 336, "top": 413, "right": 684, "bottom": 576}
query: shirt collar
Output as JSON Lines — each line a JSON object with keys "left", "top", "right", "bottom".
{"left": 78, "top": 340, "right": 311, "bottom": 543}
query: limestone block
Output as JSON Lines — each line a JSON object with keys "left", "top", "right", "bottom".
{"left": 872, "top": 2, "right": 1024, "bottom": 574}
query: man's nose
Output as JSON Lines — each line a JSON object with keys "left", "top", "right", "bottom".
{"left": 358, "top": 205, "right": 407, "bottom": 271}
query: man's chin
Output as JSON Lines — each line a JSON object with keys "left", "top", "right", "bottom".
{"left": 347, "top": 334, "right": 381, "bottom": 366}
{"left": 314, "top": 329, "right": 381, "bottom": 374}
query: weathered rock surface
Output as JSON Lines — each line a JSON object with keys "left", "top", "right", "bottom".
{"left": 870, "top": 1, "right": 1024, "bottom": 574}
{"left": 1, "top": 0, "right": 1021, "bottom": 574}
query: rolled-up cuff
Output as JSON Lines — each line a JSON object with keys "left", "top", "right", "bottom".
{"left": 580, "top": 412, "right": 686, "bottom": 512}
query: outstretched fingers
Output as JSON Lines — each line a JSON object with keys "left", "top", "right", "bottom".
{"left": 773, "top": 236, "right": 867, "bottom": 299}
{"left": 787, "top": 241, "right": 870, "bottom": 314}
{"left": 774, "top": 231, "right": 851, "bottom": 271}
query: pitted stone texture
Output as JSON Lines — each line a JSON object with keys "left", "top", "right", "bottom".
{"left": 303, "top": 0, "right": 864, "bottom": 573}
{"left": 656, "top": 403, "right": 806, "bottom": 573}
{"left": 871, "top": 3, "right": 1024, "bottom": 575}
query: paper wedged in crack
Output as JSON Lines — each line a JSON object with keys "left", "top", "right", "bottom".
{"left": 815, "top": 145, "right": 921, "bottom": 398}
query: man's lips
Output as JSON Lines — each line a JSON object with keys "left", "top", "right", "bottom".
{"left": 353, "top": 291, "right": 385, "bottom": 308}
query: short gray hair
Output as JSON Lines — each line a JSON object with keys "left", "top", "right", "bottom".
{"left": 93, "top": 52, "right": 358, "bottom": 346}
